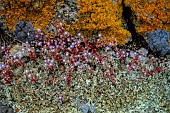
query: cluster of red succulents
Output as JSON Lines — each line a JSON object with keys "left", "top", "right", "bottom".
{"left": 0, "top": 46, "right": 24, "bottom": 84}
{"left": 104, "top": 67, "right": 116, "bottom": 86}
{"left": 5, "top": 55, "right": 25, "bottom": 68}
{"left": 115, "top": 48, "right": 167, "bottom": 77}
{"left": 0, "top": 20, "right": 169, "bottom": 86}
{"left": 0, "top": 20, "right": 106, "bottom": 85}
{"left": 0, "top": 67, "right": 14, "bottom": 84}
{"left": 141, "top": 66, "right": 163, "bottom": 76}
{"left": 31, "top": 21, "right": 106, "bottom": 71}
{"left": 28, "top": 50, "right": 37, "bottom": 61}
{"left": 0, "top": 66, "right": 9, "bottom": 84}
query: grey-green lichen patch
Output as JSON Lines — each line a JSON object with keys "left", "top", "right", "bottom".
{"left": 0, "top": 59, "right": 170, "bottom": 113}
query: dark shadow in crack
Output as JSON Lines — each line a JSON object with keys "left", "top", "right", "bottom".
{"left": 121, "top": 0, "right": 155, "bottom": 56}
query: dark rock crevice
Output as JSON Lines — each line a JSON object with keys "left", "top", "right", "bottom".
{"left": 121, "top": 0, "right": 153, "bottom": 54}
{"left": 121, "top": 0, "right": 146, "bottom": 46}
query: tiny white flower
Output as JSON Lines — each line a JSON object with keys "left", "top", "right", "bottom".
{"left": 37, "top": 28, "right": 41, "bottom": 32}
{"left": 27, "top": 74, "right": 32, "bottom": 78}
{"left": 77, "top": 33, "right": 81, "bottom": 36}
{"left": 36, "top": 73, "right": 40, "bottom": 77}
{"left": 98, "top": 34, "right": 102, "bottom": 37}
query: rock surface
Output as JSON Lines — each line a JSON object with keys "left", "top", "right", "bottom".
{"left": 0, "top": 103, "right": 14, "bottom": 113}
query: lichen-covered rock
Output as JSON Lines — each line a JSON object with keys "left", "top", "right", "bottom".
{"left": 66, "top": 0, "right": 131, "bottom": 46}
{"left": 124, "top": 0, "right": 170, "bottom": 35}
{"left": 145, "top": 30, "right": 170, "bottom": 56}
{"left": 0, "top": 0, "right": 57, "bottom": 31}
{"left": 77, "top": 99, "right": 96, "bottom": 113}
{"left": 0, "top": 102, "right": 14, "bottom": 113}
{"left": 13, "top": 21, "right": 35, "bottom": 43}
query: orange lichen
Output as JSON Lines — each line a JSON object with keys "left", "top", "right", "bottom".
{"left": 66, "top": 0, "right": 131, "bottom": 46}
{"left": 0, "top": 0, "right": 61, "bottom": 31}
{"left": 124, "top": 0, "right": 170, "bottom": 35}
